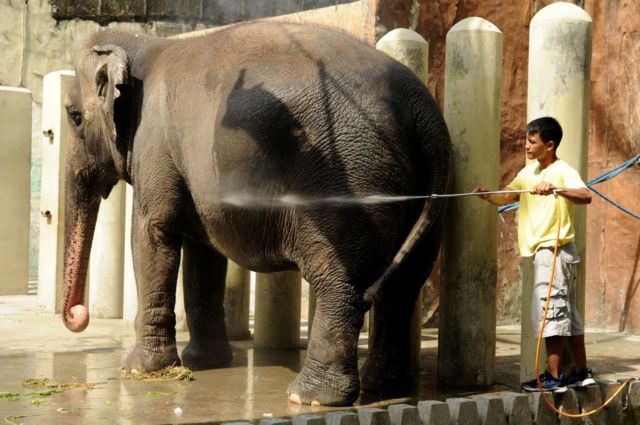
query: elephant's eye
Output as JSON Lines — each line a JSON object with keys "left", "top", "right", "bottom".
{"left": 67, "top": 108, "right": 83, "bottom": 127}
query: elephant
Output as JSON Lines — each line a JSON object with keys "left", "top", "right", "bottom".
{"left": 61, "top": 21, "right": 452, "bottom": 406}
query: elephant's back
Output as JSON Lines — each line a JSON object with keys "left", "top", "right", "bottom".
{"left": 197, "top": 22, "right": 431, "bottom": 180}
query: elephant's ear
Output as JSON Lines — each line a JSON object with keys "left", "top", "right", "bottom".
{"left": 92, "top": 44, "right": 129, "bottom": 129}
{"left": 91, "top": 44, "right": 134, "bottom": 182}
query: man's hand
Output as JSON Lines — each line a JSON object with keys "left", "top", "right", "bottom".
{"left": 532, "top": 181, "right": 592, "bottom": 204}
{"left": 531, "top": 181, "right": 557, "bottom": 196}
{"left": 472, "top": 187, "right": 491, "bottom": 200}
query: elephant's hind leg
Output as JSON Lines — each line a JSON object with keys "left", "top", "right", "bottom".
{"left": 359, "top": 283, "right": 419, "bottom": 396}
{"left": 180, "top": 237, "right": 232, "bottom": 370}
{"left": 287, "top": 281, "right": 365, "bottom": 406}
{"left": 360, "top": 232, "right": 440, "bottom": 396}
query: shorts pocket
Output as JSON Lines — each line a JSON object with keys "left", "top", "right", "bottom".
{"left": 542, "top": 297, "right": 568, "bottom": 320}
{"left": 560, "top": 246, "right": 580, "bottom": 264}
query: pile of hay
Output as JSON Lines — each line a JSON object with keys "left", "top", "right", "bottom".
{"left": 121, "top": 366, "right": 194, "bottom": 382}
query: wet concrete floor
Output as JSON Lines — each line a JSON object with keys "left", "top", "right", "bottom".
{"left": 2, "top": 295, "right": 640, "bottom": 424}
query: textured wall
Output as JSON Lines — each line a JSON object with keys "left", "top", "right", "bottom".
{"left": 49, "top": 0, "right": 355, "bottom": 25}
{"left": 585, "top": 0, "right": 640, "bottom": 332}
{"left": 411, "top": 0, "right": 640, "bottom": 332}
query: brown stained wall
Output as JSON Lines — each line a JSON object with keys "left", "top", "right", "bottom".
{"left": 409, "top": 0, "right": 640, "bottom": 331}
{"left": 584, "top": 0, "right": 640, "bottom": 332}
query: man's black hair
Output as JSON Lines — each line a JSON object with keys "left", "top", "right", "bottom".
{"left": 526, "top": 116, "right": 563, "bottom": 150}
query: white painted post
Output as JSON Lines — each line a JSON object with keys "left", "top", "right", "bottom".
{"left": 122, "top": 184, "right": 136, "bottom": 323}
{"left": 38, "top": 70, "right": 75, "bottom": 312}
{"left": 175, "top": 264, "right": 187, "bottom": 331}
{"left": 254, "top": 271, "right": 301, "bottom": 349}
{"left": 376, "top": 28, "right": 429, "bottom": 373}
{"left": 0, "top": 86, "right": 31, "bottom": 295}
{"left": 439, "top": 17, "right": 503, "bottom": 386}
{"left": 522, "top": 2, "right": 592, "bottom": 381}
{"left": 88, "top": 181, "right": 126, "bottom": 318}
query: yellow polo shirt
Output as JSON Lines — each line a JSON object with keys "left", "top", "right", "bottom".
{"left": 507, "top": 159, "right": 587, "bottom": 257}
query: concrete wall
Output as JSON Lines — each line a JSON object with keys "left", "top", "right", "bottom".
{"left": 0, "top": 87, "right": 31, "bottom": 295}
{"left": 49, "top": 0, "right": 355, "bottom": 25}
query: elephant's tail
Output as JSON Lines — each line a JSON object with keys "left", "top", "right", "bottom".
{"left": 363, "top": 96, "right": 453, "bottom": 305}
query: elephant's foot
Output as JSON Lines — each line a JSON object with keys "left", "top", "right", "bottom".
{"left": 181, "top": 340, "right": 232, "bottom": 371}
{"left": 287, "top": 366, "right": 359, "bottom": 406}
{"left": 124, "top": 344, "right": 181, "bottom": 373}
{"left": 359, "top": 356, "right": 412, "bottom": 396}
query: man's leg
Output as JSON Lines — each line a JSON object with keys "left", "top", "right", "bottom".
{"left": 568, "top": 334, "right": 587, "bottom": 371}
{"left": 545, "top": 335, "right": 565, "bottom": 378}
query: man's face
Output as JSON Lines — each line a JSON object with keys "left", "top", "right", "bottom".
{"left": 525, "top": 132, "right": 553, "bottom": 161}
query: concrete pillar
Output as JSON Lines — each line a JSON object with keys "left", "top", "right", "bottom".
{"left": 376, "top": 27, "right": 429, "bottom": 373}
{"left": 522, "top": 2, "right": 592, "bottom": 381}
{"left": 175, "top": 257, "right": 187, "bottom": 331}
{"left": 439, "top": 17, "right": 503, "bottom": 386}
{"left": 0, "top": 87, "right": 31, "bottom": 296}
{"left": 38, "top": 70, "right": 75, "bottom": 312}
{"left": 254, "top": 271, "right": 301, "bottom": 349}
{"left": 89, "top": 181, "right": 126, "bottom": 318}
{"left": 122, "top": 184, "right": 136, "bottom": 323}
{"left": 225, "top": 261, "right": 251, "bottom": 340}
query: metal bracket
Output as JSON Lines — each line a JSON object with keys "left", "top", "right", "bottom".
{"left": 43, "top": 129, "right": 54, "bottom": 143}
{"left": 41, "top": 210, "right": 52, "bottom": 224}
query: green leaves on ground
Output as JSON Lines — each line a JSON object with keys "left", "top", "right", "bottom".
{"left": 0, "top": 378, "right": 97, "bottom": 401}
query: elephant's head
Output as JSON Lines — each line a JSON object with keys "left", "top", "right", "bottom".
{"left": 61, "top": 42, "right": 134, "bottom": 332}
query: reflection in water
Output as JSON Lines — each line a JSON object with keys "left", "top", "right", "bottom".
{"left": 244, "top": 349, "right": 253, "bottom": 421}
{"left": 0, "top": 337, "right": 506, "bottom": 424}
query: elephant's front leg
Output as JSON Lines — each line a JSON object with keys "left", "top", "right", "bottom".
{"left": 125, "top": 210, "right": 183, "bottom": 372}
{"left": 288, "top": 284, "right": 365, "bottom": 406}
{"left": 180, "top": 237, "right": 232, "bottom": 370}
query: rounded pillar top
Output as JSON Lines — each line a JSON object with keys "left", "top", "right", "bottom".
{"left": 532, "top": 2, "right": 592, "bottom": 23}
{"left": 43, "top": 69, "right": 75, "bottom": 82}
{"left": 448, "top": 17, "right": 501, "bottom": 34}
{"left": 377, "top": 28, "right": 427, "bottom": 46}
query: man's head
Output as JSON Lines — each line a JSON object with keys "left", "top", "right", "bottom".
{"left": 526, "top": 116, "right": 563, "bottom": 149}
{"left": 525, "top": 117, "right": 563, "bottom": 163}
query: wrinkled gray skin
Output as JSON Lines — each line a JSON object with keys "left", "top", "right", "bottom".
{"left": 61, "top": 22, "right": 452, "bottom": 406}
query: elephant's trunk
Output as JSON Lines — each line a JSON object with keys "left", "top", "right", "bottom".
{"left": 61, "top": 179, "right": 101, "bottom": 333}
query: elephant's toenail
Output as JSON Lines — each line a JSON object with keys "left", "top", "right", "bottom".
{"left": 288, "top": 393, "right": 302, "bottom": 404}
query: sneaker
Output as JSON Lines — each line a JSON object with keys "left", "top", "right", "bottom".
{"left": 521, "top": 370, "right": 568, "bottom": 393}
{"left": 568, "top": 367, "right": 596, "bottom": 388}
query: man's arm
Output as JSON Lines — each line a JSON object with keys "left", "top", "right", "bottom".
{"left": 472, "top": 187, "right": 520, "bottom": 206}
{"left": 531, "top": 182, "right": 592, "bottom": 204}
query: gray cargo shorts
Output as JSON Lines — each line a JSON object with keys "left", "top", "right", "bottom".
{"left": 531, "top": 243, "right": 584, "bottom": 338}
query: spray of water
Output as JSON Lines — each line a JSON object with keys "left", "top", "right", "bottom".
{"left": 219, "top": 193, "right": 430, "bottom": 208}
{"left": 219, "top": 189, "right": 534, "bottom": 208}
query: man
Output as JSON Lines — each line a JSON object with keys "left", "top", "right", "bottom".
{"left": 474, "top": 116, "right": 595, "bottom": 392}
